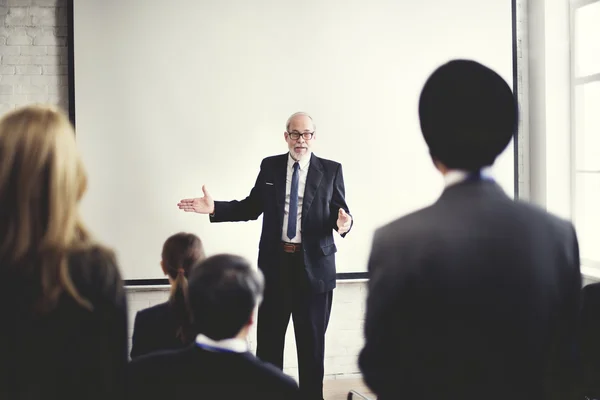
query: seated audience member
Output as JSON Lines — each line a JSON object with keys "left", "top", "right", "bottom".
{"left": 130, "top": 232, "right": 205, "bottom": 358}
{"left": 580, "top": 282, "right": 600, "bottom": 399}
{"left": 128, "top": 254, "right": 300, "bottom": 400}
{"left": 0, "top": 105, "right": 128, "bottom": 400}
{"left": 359, "top": 60, "right": 581, "bottom": 400}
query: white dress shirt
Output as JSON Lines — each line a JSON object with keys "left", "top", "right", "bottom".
{"left": 281, "top": 152, "right": 311, "bottom": 243}
{"left": 195, "top": 333, "right": 248, "bottom": 353}
{"left": 443, "top": 167, "right": 493, "bottom": 188}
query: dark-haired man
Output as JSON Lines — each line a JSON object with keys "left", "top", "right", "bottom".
{"left": 128, "top": 254, "right": 300, "bottom": 400}
{"left": 359, "top": 59, "right": 581, "bottom": 400}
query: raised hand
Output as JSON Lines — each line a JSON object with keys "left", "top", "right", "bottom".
{"left": 177, "top": 185, "right": 215, "bottom": 214}
{"left": 336, "top": 208, "right": 352, "bottom": 235}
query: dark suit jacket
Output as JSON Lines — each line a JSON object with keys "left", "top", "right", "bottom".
{"left": 210, "top": 153, "right": 352, "bottom": 293}
{"left": 127, "top": 344, "right": 301, "bottom": 400}
{"left": 359, "top": 179, "right": 581, "bottom": 400}
{"left": 580, "top": 282, "right": 600, "bottom": 397}
{"left": 0, "top": 245, "right": 128, "bottom": 400}
{"left": 130, "top": 301, "right": 189, "bottom": 359}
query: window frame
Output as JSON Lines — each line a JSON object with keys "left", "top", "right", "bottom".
{"left": 570, "top": 0, "right": 600, "bottom": 273}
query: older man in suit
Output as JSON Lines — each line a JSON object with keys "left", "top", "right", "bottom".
{"left": 178, "top": 112, "right": 352, "bottom": 400}
{"left": 359, "top": 60, "right": 581, "bottom": 400}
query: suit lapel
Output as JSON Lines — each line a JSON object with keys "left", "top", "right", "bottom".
{"left": 302, "top": 154, "right": 323, "bottom": 224}
{"left": 274, "top": 154, "right": 287, "bottom": 222}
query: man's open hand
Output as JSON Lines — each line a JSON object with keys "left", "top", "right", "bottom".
{"left": 177, "top": 185, "right": 215, "bottom": 214}
{"left": 336, "top": 208, "right": 352, "bottom": 235}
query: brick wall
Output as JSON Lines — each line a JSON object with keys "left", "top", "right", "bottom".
{"left": 0, "top": 0, "right": 68, "bottom": 116}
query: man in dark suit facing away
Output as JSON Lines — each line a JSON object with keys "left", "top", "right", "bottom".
{"left": 579, "top": 282, "right": 600, "bottom": 398}
{"left": 127, "top": 254, "right": 300, "bottom": 400}
{"left": 177, "top": 112, "right": 353, "bottom": 400}
{"left": 359, "top": 60, "right": 581, "bottom": 400}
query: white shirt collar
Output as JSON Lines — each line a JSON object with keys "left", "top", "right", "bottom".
{"left": 195, "top": 334, "right": 248, "bottom": 353}
{"left": 287, "top": 152, "right": 311, "bottom": 170}
{"left": 443, "top": 167, "right": 493, "bottom": 188}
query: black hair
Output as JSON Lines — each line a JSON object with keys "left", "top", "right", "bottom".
{"left": 418, "top": 59, "right": 518, "bottom": 170}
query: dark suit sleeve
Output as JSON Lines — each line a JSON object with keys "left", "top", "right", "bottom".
{"left": 130, "top": 311, "right": 148, "bottom": 359}
{"left": 548, "top": 223, "right": 582, "bottom": 400}
{"left": 359, "top": 229, "right": 412, "bottom": 396}
{"left": 329, "top": 163, "right": 352, "bottom": 237}
{"left": 209, "top": 160, "right": 265, "bottom": 223}
{"left": 580, "top": 282, "right": 600, "bottom": 397}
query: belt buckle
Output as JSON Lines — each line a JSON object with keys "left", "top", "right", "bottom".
{"left": 283, "top": 243, "right": 296, "bottom": 253}
{"left": 282, "top": 242, "right": 297, "bottom": 253}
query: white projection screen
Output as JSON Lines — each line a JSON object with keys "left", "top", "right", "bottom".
{"left": 71, "top": 0, "right": 517, "bottom": 283}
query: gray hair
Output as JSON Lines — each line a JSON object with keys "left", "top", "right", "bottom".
{"left": 285, "top": 111, "right": 316, "bottom": 132}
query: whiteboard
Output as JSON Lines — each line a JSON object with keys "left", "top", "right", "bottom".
{"left": 72, "top": 0, "right": 515, "bottom": 281}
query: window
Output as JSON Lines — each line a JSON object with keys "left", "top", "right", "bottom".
{"left": 571, "top": 0, "right": 600, "bottom": 270}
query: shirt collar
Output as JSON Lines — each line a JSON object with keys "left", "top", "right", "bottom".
{"left": 195, "top": 334, "right": 248, "bottom": 353}
{"left": 287, "top": 152, "right": 311, "bottom": 171}
{"left": 443, "top": 167, "right": 493, "bottom": 188}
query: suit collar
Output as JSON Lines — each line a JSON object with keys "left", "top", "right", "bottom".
{"left": 443, "top": 167, "right": 493, "bottom": 188}
{"left": 195, "top": 334, "right": 248, "bottom": 353}
{"left": 274, "top": 154, "right": 288, "bottom": 212}
{"left": 438, "top": 178, "right": 508, "bottom": 206}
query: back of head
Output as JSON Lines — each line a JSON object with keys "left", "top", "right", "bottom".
{"left": 162, "top": 232, "right": 205, "bottom": 280}
{"left": 0, "top": 104, "right": 91, "bottom": 312}
{"left": 418, "top": 59, "right": 518, "bottom": 170}
{"left": 161, "top": 232, "right": 205, "bottom": 343}
{"left": 188, "top": 254, "right": 264, "bottom": 341}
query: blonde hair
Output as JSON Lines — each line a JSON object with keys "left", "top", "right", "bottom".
{"left": 0, "top": 105, "right": 93, "bottom": 312}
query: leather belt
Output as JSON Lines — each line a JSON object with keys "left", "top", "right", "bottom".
{"left": 281, "top": 242, "right": 302, "bottom": 253}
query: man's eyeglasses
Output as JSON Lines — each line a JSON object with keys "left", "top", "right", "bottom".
{"left": 287, "top": 131, "right": 314, "bottom": 140}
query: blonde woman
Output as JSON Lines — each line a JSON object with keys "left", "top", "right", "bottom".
{"left": 0, "top": 105, "right": 127, "bottom": 400}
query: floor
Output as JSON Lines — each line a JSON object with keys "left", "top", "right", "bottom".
{"left": 323, "top": 378, "right": 375, "bottom": 400}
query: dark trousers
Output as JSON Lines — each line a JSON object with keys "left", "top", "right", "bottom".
{"left": 256, "top": 249, "right": 333, "bottom": 400}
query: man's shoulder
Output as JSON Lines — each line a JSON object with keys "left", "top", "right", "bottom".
{"left": 238, "top": 352, "right": 299, "bottom": 390}
{"left": 313, "top": 154, "right": 341, "bottom": 167}
{"left": 374, "top": 205, "right": 436, "bottom": 240}
{"left": 513, "top": 198, "right": 574, "bottom": 231}
{"left": 311, "top": 155, "right": 343, "bottom": 179}
{"left": 372, "top": 194, "right": 575, "bottom": 250}
{"left": 260, "top": 154, "right": 288, "bottom": 165}
{"left": 129, "top": 345, "right": 191, "bottom": 372}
